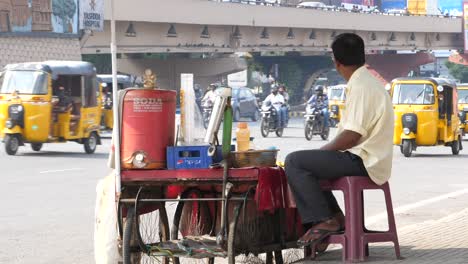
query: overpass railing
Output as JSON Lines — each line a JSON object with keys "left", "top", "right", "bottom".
{"left": 209, "top": 0, "right": 460, "bottom": 19}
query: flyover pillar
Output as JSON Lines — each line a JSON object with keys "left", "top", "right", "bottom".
{"left": 365, "top": 53, "right": 435, "bottom": 83}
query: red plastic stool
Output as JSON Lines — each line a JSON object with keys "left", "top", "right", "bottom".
{"left": 309, "top": 176, "right": 402, "bottom": 263}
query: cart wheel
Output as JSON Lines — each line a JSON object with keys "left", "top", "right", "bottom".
{"left": 172, "top": 189, "right": 213, "bottom": 264}
{"left": 123, "top": 206, "right": 137, "bottom": 264}
{"left": 227, "top": 203, "right": 243, "bottom": 264}
{"left": 135, "top": 188, "right": 171, "bottom": 264}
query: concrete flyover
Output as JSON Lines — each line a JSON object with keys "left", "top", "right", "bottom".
{"left": 81, "top": 0, "right": 463, "bottom": 54}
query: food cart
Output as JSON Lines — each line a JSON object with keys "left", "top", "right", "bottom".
{"left": 111, "top": 70, "right": 304, "bottom": 264}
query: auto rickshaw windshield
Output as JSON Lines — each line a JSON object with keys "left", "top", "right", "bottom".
{"left": 0, "top": 70, "right": 48, "bottom": 95}
{"left": 458, "top": 89, "right": 468, "bottom": 103}
{"left": 329, "top": 88, "right": 345, "bottom": 100}
{"left": 392, "top": 83, "right": 435, "bottom": 105}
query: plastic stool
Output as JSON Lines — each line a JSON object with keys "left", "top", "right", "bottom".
{"left": 309, "top": 176, "right": 402, "bottom": 263}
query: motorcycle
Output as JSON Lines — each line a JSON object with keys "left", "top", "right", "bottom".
{"left": 260, "top": 103, "right": 284, "bottom": 137}
{"left": 304, "top": 105, "right": 330, "bottom": 141}
{"left": 202, "top": 100, "right": 213, "bottom": 129}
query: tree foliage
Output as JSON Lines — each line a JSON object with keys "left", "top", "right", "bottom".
{"left": 445, "top": 61, "right": 468, "bottom": 82}
{"left": 279, "top": 60, "right": 303, "bottom": 104}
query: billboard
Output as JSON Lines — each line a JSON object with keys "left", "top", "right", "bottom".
{"left": 440, "top": 0, "right": 463, "bottom": 16}
{"left": 381, "top": 0, "right": 407, "bottom": 10}
{"left": 0, "top": 0, "right": 79, "bottom": 34}
{"left": 79, "top": 0, "right": 104, "bottom": 31}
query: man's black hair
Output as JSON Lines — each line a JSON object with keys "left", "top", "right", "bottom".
{"left": 331, "top": 33, "right": 365, "bottom": 67}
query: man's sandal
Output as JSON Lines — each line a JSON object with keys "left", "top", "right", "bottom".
{"left": 297, "top": 228, "right": 339, "bottom": 247}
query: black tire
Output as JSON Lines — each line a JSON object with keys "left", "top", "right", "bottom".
{"left": 275, "top": 127, "right": 283, "bottom": 137}
{"left": 84, "top": 132, "right": 98, "bottom": 154}
{"left": 31, "top": 143, "right": 43, "bottom": 152}
{"left": 260, "top": 119, "right": 269, "bottom": 138}
{"left": 321, "top": 126, "right": 330, "bottom": 140}
{"left": 402, "top": 140, "right": 412, "bottom": 157}
{"left": 4, "top": 134, "right": 20, "bottom": 155}
{"left": 251, "top": 110, "right": 260, "bottom": 122}
{"left": 172, "top": 190, "right": 213, "bottom": 264}
{"left": 135, "top": 189, "right": 171, "bottom": 264}
{"left": 123, "top": 206, "right": 136, "bottom": 264}
{"left": 452, "top": 137, "right": 461, "bottom": 155}
{"left": 234, "top": 109, "right": 241, "bottom": 122}
{"left": 227, "top": 203, "right": 242, "bottom": 264}
{"left": 305, "top": 122, "right": 313, "bottom": 141}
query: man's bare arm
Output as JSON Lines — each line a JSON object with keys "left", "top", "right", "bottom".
{"left": 320, "top": 130, "right": 362, "bottom": 151}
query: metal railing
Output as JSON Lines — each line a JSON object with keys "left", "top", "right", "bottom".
{"left": 209, "top": 0, "right": 461, "bottom": 19}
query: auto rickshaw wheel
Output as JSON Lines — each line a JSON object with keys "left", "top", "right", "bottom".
{"left": 31, "top": 143, "right": 43, "bottom": 152}
{"left": 84, "top": 132, "right": 98, "bottom": 154}
{"left": 4, "top": 134, "right": 20, "bottom": 155}
{"left": 452, "top": 137, "right": 461, "bottom": 155}
{"left": 402, "top": 140, "right": 413, "bottom": 157}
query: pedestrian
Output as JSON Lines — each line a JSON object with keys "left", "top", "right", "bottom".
{"left": 285, "top": 33, "right": 394, "bottom": 250}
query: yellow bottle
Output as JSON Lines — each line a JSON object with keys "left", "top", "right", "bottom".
{"left": 236, "top": 122, "right": 250, "bottom": 152}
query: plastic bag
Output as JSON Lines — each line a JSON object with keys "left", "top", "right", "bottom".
{"left": 94, "top": 174, "right": 121, "bottom": 264}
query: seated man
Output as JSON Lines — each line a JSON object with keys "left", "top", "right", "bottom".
{"left": 307, "top": 85, "right": 330, "bottom": 128}
{"left": 285, "top": 33, "right": 394, "bottom": 248}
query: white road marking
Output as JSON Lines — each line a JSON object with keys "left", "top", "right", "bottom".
{"left": 366, "top": 188, "right": 468, "bottom": 225}
{"left": 39, "top": 168, "right": 84, "bottom": 174}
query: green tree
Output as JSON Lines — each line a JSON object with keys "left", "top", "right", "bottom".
{"left": 445, "top": 61, "right": 468, "bottom": 82}
{"left": 53, "top": 0, "right": 77, "bottom": 33}
{"left": 279, "top": 61, "right": 303, "bottom": 104}
{"left": 82, "top": 54, "right": 112, "bottom": 74}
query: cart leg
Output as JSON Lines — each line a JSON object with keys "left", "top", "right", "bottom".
{"left": 266, "top": 252, "right": 274, "bottom": 264}
{"left": 274, "top": 250, "right": 284, "bottom": 264}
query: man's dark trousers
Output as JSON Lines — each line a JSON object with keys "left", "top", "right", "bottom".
{"left": 285, "top": 150, "right": 368, "bottom": 224}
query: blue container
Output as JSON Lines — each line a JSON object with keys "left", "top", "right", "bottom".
{"left": 167, "top": 145, "right": 212, "bottom": 169}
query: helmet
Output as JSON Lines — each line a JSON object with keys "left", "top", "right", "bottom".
{"left": 271, "top": 86, "right": 278, "bottom": 93}
{"left": 314, "top": 85, "right": 324, "bottom": 94}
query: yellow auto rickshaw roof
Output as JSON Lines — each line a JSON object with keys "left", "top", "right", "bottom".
{"left": 4, "top": 61, "right": 96, "bottom": 79}
{"left": 392, "top": 77, "right": 457, "bottom": 88}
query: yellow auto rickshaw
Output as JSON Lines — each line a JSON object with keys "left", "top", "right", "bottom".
{"left": 0, "top": 61, "right": 102, "bottom": 155}
{"left": 327, "top": 84, "right": 346, "bottom": 127}
{"left": 457, "top": 84, "right": 468, "bottom": 136}
{"left": 97, "top": 74, "right": 132, "bottom": 130}
{"left": 389, "top": 77, "right": 463, "bottom": 157}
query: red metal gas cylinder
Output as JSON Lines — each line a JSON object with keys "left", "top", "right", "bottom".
{"left": 121, "top": 89, "right": 176, "bottom": 169}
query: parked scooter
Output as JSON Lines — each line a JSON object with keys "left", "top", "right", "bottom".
{"left": 260, "top": 102, "right": 284, "bottom": 137}
{"left": 304, "top": 105, "right": 330, "bottom": 141}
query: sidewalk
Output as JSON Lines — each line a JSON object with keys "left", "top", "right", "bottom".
{"left": 295, "top": 208, "right": 468, "bottom": 264}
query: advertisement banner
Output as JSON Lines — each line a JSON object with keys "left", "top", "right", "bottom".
{"left": 440, "top": 0, "right": 463, "bottom": 16}
{"left": 228, "top": 70, "right": 248, "bottom": 87}
{"left": 464, "top": 2, "right": 468, "bottom": 51}
{"left": 79, "top": 0, "right": 104, "bottom": 31}
{"left": 381, "top": 0, "right": 407, "bottom": 11}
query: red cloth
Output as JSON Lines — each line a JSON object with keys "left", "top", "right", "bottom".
{"left": 254, "top": 167, "right": 295, "bottom": 212}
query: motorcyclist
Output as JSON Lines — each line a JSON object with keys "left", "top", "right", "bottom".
{"left": 202, "top": 83, "right": 217, "bottom": 108}
{"left": 306, "top": 85, "right": 330, "bottom": 128}
{"left": 264, "top": 86, "right": 287, "bottom": 128}
{"left": 278, "top": 85, "right": 290, "bottom": 126}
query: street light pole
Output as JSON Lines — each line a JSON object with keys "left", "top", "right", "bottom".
{"left": 110, "top": 0, "right": 121, "bottom": 194}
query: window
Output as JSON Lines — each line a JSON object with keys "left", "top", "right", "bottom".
{"left": 83, "top": 76, "right": 98, "bottom": 107}
{"left": 0, "top": 70, "right": 48, "bottom": 95}
{"left": 458, "top": 90, "right": 468, "bottom": 104}
{"left": 392, "top": 84, "right": 435, "bottom": 105}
